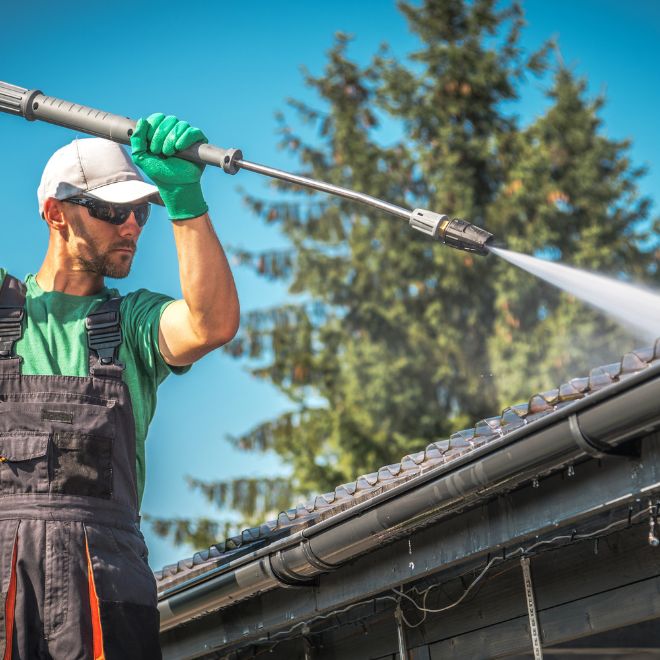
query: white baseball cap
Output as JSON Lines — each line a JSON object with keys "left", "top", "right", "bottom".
{"left": 37, "top": 137, "right": 163, "bottom": 217}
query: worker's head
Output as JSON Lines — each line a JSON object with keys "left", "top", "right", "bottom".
{"left": 38, "top": 138, "right": 163, "bottom": 278}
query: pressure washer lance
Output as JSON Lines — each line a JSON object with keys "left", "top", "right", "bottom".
{"left": 0, "top": 81, "right": 494, "bottom": 255}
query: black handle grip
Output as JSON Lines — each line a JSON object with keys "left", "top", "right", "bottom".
{"left": 0, "top": 81, "right": 242, "bottom": 175}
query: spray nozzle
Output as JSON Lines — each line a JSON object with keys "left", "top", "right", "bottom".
{"left": 409, "top": 208, "right": 493, "bottom": 256}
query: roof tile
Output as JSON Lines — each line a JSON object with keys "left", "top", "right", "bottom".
{"left": 621, "top": 351, "right": 648, "bottom": 374}
{"left": 588, "top": 367, "right": 615, "bottom": 390}
{"left": 569, "top": 376, "right": 590, "bottom": 393}
{"left": 448, "top": 432, "right": 472, "bottom": 448}
{"left": 539, "top": 388, "right": 560, "bottom": 405}
{"left": 528, "top": 394, "right": 553, "bottom": 414}
{"left": 335, "top": 482, "right": 357, "bottom": 498}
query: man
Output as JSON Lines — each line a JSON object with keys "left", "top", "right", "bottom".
{"left": 0, "top": 113, "right": 239, "bottom": 658}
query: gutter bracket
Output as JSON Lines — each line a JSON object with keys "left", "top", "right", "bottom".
{"left": 300, "top": 538, "right": 342, "bottom": 573}
{"left": 568, "top": 414, "right": 639, "bottom": 458}
{"left": 269, "top": 551, "right": 319, "bottom": 589}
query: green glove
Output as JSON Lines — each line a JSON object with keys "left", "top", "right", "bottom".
{"left": 131, "top": 113, "right": 209, "bottom": 221}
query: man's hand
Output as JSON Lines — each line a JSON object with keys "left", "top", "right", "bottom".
{"left": 130, "top": 113, "right": 209, "bottom": 221}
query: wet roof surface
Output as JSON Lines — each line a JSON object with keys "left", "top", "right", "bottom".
{"left": 155, "top": 341, "right": 660, "bottom": 590}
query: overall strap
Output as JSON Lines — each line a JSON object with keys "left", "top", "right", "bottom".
{"left": 86, "top": 297, "right": 125, "bottom": 379}
{"left": 0, "top": 274, "right": 26, "bottom": 376}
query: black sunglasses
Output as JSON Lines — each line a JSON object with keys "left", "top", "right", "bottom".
{"left": 65, "top": 196, "right": 150, "bottom": 227}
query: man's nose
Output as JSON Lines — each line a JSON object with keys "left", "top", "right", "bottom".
{"left": 118, "top": 212, "right": 142, "bottom": 237}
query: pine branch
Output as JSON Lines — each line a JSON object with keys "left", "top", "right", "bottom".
{"left": 143, "top": 514, "right": 230, "bottom": 551}
{"left": 227, "top": 245, "right": 297, "bottom": 281}
{"left": 185, "top": 476, "right": 295, "bottom": 520}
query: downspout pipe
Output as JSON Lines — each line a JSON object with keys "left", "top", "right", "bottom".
{"left": 159, "top": 362, "right": 660, "bottom": 631}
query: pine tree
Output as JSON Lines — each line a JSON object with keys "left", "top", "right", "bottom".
{"left": 487, "top": 66, "right": 656, "bottom": 403}
{"left": 150, "top": 1, "right": 658, "bottom": 549}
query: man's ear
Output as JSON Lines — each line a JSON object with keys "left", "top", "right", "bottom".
{"left": 43, "top": 198, "right": 69, "bottom": 238}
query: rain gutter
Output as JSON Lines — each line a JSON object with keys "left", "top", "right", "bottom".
{"left": 159, "top": 360, "right": 660, "bottom": 631}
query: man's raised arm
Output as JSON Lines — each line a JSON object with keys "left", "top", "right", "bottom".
{"left": 131, "top": 113, "right": 240, "bottom": 367}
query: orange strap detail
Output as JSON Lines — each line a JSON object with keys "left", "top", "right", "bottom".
{"left": 3, "top": 532, "right": 18, "bottom": 660}
{"left": 85, "top": 536, "right": 106, "bottom": 660}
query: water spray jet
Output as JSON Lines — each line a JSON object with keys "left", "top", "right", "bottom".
{"left": 491, "top": 246, "right": 660, "bottom": 342}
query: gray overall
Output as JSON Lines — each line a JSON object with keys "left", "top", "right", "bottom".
{"left": 0, "top": 275, "right": 161, "bottom": 659}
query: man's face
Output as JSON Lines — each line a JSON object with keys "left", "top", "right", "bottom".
{"left": 64, "top": 203, "right": 143, "bottom": 279}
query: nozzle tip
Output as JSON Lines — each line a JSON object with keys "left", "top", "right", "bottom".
{"left": 441, "top": 218, "right": 494, "bottom": 256}
{"left": 409, "top": 209, "right": 494, "bottom": 255}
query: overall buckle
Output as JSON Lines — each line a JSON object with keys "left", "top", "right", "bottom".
{"left": 0, "top": 307, "right": 24, "bottom": 358}
{"left": 86, "top": 310, "right": 124, "bottom": 367}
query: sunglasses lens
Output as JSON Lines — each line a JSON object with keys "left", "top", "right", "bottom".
{"left": 95, "top": 202, "right": 150, "bottom": 226}
{"left": 133, "top": 204, "right": 150, "bottom": 227}
{"left": 90, "top": 201, "right": 129, "bottom": 225}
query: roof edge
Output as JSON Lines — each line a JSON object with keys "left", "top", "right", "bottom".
{"left": 158, "top": 361, "right": 660, "bottom": 631}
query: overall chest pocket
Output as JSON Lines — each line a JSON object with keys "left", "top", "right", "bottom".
{"left": 0, "top": 400, "right": 116, "bottom": 499}
{"left": 50, "top": 431, "right": 113, "bottom": 498}
{"left": 0, "top": 432, "right": 50, "bottom": 494}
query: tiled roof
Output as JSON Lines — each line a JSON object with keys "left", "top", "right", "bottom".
{"left": 154, "top": 341, "right": 660, "bottom": 589}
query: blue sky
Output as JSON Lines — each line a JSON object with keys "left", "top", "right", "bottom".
{"left": 2, "top": 1, "right": 659, "bottom": 569}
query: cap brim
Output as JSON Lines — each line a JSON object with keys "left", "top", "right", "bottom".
{"left": 86, "top": 180, "right": 164, "bottom": 206}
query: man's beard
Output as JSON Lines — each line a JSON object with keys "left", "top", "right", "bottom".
{"left": 76, "top": 248, "right": 135, "bottom": 279}
{"left": 71, "top": 215, "right": 136, "bottom": 279}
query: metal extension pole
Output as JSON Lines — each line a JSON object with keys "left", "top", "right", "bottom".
{"left": 235, "top": 158, "right": 410, "bottom": 219}
{"left": 0, "top": 80, "right": 494, "bottom": 255}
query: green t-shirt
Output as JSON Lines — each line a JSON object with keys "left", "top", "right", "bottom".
{"left": 0, "top": 269, "right": 190, "bottom": 507}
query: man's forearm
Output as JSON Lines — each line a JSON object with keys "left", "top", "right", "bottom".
{"left": 131, "top": 113, "right": 240, "bottom": 359}
{"left": 171, "top": 213, "right": 240, "bottom": 346}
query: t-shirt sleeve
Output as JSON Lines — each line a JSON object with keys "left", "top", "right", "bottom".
{"left": 120, "top": 289, "right": 192, "bottom": 386}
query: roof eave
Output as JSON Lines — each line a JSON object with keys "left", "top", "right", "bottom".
{"left": 158, "top": 360, "right": 660, "bottom": 631}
